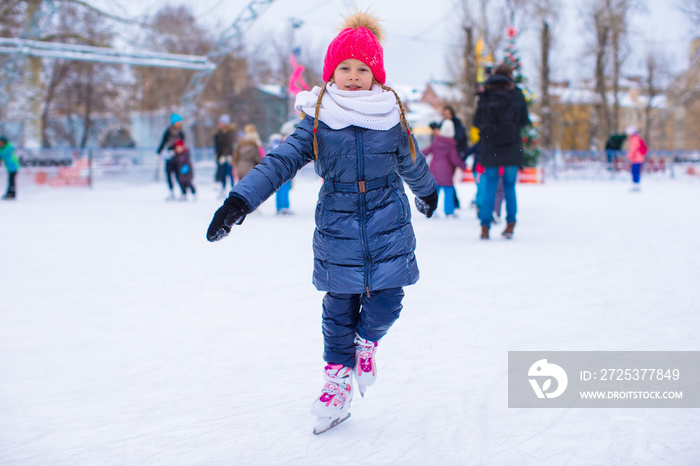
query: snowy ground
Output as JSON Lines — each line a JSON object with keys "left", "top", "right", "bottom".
{"left": 1, "top": 169, "right": 699, "bottom": 465}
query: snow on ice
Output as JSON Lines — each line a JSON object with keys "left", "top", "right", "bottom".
{"left": 1, "top": 168, "right": 699, "bottom": 464}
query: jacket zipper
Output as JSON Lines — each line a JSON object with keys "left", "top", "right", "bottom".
{"left": 356, "top": 128, "right": 371, "bottom": 297}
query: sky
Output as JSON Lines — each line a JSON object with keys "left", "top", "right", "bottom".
{"left": 102, "top": 0, "right": 694, "bottom": 88}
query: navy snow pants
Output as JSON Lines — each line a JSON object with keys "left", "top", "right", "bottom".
{"left": 322, "top": 287, "right": 404, "bottom": 368}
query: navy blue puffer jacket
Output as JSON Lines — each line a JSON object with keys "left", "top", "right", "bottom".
{"left": 230, "top": 115, "right": 437, "bottom": 294}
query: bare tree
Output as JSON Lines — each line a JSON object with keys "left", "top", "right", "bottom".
{"left": 643, "top": 47, "right": 668, "bottom": 147}
{"left": 462, "top": 23, "right": 477, "bottom": 128}
{"left": 41, "top": 3, "right": 124, "bottom": 148}
{"left": 0, "top": 0, "right": 24, "bottom": 36}
{"left": 40, "top": 60, "right": 70, "bottom": 146}
{"left": 532, "top": 0, "right": 560, "bottom": 149}
{"left": 590, "top": 6, "right": 611, "bottom": 147}
{"left": 584, "top": 0, "right": 641, "bottom": 146}
{"left": 607, "top": 0, "right": 637, "bottom": 133}
{"left": 677, "top": 0, "right": 700, "bottom": 25}
{"left": 477, "top": 0, "right": 509, "bottom": 64}
{"left": 133, "top": 6, "right": 214, "bottom": 112}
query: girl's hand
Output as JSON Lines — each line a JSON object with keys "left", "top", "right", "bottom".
{"left": 415, "top": 190, "right": 438, "bottom": 218}
{"left": 206, "top": 196, "right": 248, "bottom": 242}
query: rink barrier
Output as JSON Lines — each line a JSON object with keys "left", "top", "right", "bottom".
{"left": 537, "top": 149, "right": 700, "bottom": 181}
{"left": 12, "top": 147, "right": 320, "bottom": 188}
{"left": 16, "top": 148, "right": 93, "bottom": 188}
{"left": 460, "top": 167, "right": 545, "bottom": 184}
{"left": 10, "top": 147, "right": 700, "bottom": 188}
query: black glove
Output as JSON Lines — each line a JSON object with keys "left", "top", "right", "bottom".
{"left": 206, "top": 195, "right": 249, "bottom": 242}
{"left": 415, "top": 190, "right": 438, "bottom": 218}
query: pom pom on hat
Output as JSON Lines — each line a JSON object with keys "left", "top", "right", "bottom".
{"left": 323, "top": 10, "right": 386, "bottom": 84}
{"left": 625, "top": 125, "right": 638, "bottom": 135}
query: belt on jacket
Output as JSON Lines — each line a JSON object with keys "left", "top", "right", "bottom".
{"left": 323, "top": 174, "right": 396, "bottom": 193}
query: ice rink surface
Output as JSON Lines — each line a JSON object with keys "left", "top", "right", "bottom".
{"left": 1, "top": 171, "right": 699, "bottom": 465}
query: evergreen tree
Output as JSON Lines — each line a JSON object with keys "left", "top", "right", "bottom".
{"left": 502, "top": 26, "right": 541, "bottom": 167}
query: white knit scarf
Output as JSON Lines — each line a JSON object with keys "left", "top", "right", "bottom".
{"left": 294, "top": 83, "right": 401, "bottom": 131}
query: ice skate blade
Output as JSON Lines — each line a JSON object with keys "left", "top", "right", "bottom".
{"left": 358, "top": 384, "right": 366, "bottom": 398}
{"left": 313, "top": 413, "right": 351, "bottom": 435}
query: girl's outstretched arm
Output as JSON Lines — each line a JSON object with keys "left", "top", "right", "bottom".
{"left": 205, "top": 117, "right": 315, "bottom": 241}
{"left": 229, "top": 117, "right": 315, "bottom": 213}
{"left": 396, "top": 132, "right": 437, "bottom": 199}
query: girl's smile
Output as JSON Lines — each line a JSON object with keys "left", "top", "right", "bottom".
{"left": 332, "top": 59, "right": 373, "bottom": 91}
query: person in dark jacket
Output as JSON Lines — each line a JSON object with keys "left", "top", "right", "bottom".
{"left": 172, "top": 140, "right": 196, "bottom": 200}
{"left": 214, "top": 114, "right": 236, "bottom": 195}
{"left": 205, "top": 11, "right": 437, "bottom": 433}
{"left": 156, "top": 113, "right": 185, "bottom": 200}
{"left": 473, "top": 64, "right": 530, "bottom": 239}
{"left": 424, "top": 120, "right": 467, "bottom": 216}
{"left": 0, "top": 136, "right": 19, "bottom": 200}
{"left": 605, "top": 133, "right": 626, "bottom": 171}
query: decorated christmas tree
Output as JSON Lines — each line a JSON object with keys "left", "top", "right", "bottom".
{"left": 502, "top": 26, "right": 541, "bottom": 167}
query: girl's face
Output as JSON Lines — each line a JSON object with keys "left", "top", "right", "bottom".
{"left": 332, "top": 59, "right": 373, "bottom": 91}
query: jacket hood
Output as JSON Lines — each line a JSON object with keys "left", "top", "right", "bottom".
{"left": 485, "top": 74, "right": 513, "bottom": 85}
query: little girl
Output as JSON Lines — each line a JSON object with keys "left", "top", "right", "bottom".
{"left": 172, "top": 140, "right": 196, "bottom": 201}
{"left": 206, "top": 10, "right": 437, "bottom": 434}
{"left": 423, "top": 119, "right": 467, "bottom": 217}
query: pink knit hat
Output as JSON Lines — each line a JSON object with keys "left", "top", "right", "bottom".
{"left": 322, "top": 11, "right": 386, "bottom": 84}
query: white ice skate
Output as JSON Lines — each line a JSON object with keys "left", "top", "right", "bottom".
{"left": 353, "top": 334, "right": 378, "bottom": 398}
{"left": 311, "top": 364, "right": 352, "bottom": 435}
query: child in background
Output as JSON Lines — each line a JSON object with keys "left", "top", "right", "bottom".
{"left": 268, "top": 133, "right": 294, "bottom": 215}
{"left": 0, "top": 136, "right": 18, "bottom": 200}
{"left": 206, "top": 10, "right": 437, "bottom": 434}
{"left": 423, "top": 119, "right": 467, "bottom": 217}
{"left": 172, "top": 140, "right": 196, "bottom": 201}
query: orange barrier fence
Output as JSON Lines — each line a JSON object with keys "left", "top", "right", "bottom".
{"left": 460, "top": 167, "right": 545, "bottom": 184}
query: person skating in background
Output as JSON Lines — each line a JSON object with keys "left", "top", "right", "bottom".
{"left": 233, "top": 124, "right": 263, "bottom": 182}
{"left": 268, "top": 132, "right": 294, "bottom": 215}
{"left": 625, "top": 125, "right": 647, "bottom": 191}
{"left": 473, "top": 63, "right": 530, "bottom": 240}
{"left": 214, "top": 114, "right": 236, "bottom": 197}
{"left": 172, "top": 140, "right": 196, "bottom": 201}
{"left": 156, "top": 113, "right": 185, "bottom": 201}
{"left": 205, "top": 10, "right": 437, "bottom": 435}
{"left": 442, "top": 106, "right": 468, "bottom": 210}
{"left": 0, "top": 136, "right": 19, "bottom": 200}
{"left": 423, "top": 119, "right": 467, "bottom": 217}
{"left": 605, "top": 133, "right": 627, "bottom": 171}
